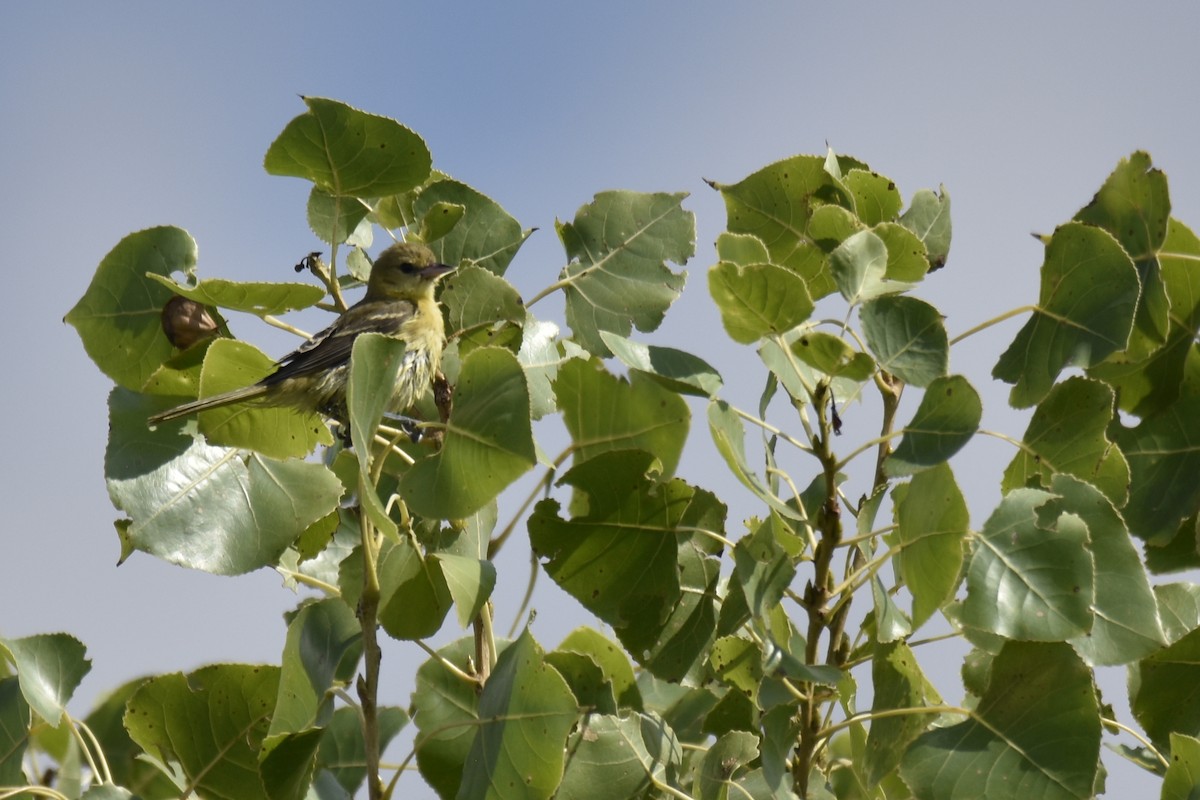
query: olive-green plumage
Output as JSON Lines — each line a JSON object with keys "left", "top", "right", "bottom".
{"left": 148, "top": 242, "right": 453, "bottom": 426}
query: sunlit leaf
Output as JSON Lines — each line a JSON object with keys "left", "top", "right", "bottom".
{"left": 1162, "top": 733, "right": 1200, "bottom": 800}
{"left": 433, "top": 554, "right": 496, "bottom": 628}
{"left": 65, "top": 226, "right": 197, "bottom": 390}
{"left": 901, "top": 642, "right": 1100, "bottom": 800}
{"left": 557, "top": 627, "right": 642, "bottom": 711}
{"left": 145, "top": 273, "right": 325, "bottom": 317}
{"left": 264, "top": 96, "right": 431, "bottom": 197}
{"left": 1156, "top": 583, "right": 1200, "bottom": 644}
{"left": 414, "top": 179, "right": 531, "bottom": 276}
{"left": 708, "top": 261, "right": 814, "bottom": 343}
{"left": 377, "top": 537, "right": 453, "bottom": 641}
{"left": 557, "top": 191, "right": 693, "bottom": 355}
{"left": 788, "top": 331, "right": 874, "bottom": 381}
{"left": 557, "top": 714, "right": 674, "bottom": 800}
{"left": 269, "top": 599, "right": 360, "bottom": 738}
{"left": 899, "top": 186, "right": 952, "bottom": 271}
{"left": 307, "top": 187, "right": 370, "bottom": 245}
{"left": 440, "top": 265, "right": 525, "bottom": 337}
{"left": 964, "top": 488, "right": 1093, "bottom": 641}
{"left": 413, "top": 637, "right": 486, "bottom": 798}
{"left": 993, "top": 222, "right": 1140, "bottom": 408}
{"left": 844, "top": 169, "right": 901, "bottom": 226}
{"left": 0, "top": 634, "right": 90, "bottom": 725}
{"left": 601, "top": 331, "right": 723, "bottom": 396}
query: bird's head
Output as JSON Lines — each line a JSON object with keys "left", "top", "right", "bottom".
{"left": 365, "top": 242, "right": 455, "bottom": 300}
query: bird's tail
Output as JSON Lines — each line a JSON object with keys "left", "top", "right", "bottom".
{"left": 147, "top": 384, "right": 271, "bottom": 425}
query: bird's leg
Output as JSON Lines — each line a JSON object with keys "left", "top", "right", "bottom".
{"left": 381, "top": 412, "right": 425, "bottom": 443}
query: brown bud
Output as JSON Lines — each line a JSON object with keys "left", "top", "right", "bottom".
{"left": 161, "top": 295, "right": 218, "bottom": 349}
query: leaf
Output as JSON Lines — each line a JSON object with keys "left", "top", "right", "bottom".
{"left": 1163, "top": 733, "right": 1200, "bottom": 800}
{"left": 885, "top": 375, "right": 981, "bottom": 476}
{"left": 993, "top": 222, "right": 1140, "bottom": 408}
{"left": 401, "top": 346, "right": 535, "bottom": 519}
{"left": 517, "top": 316, "right": 582, "bottom": 420}
{"left": 557, "top": 714, "right": 674, "bottom": 800}
{"left": 0, "top": 634, "right": 89, "bottom": 726}
{"left": 178, "top": 338, "right": 332, "bottom": 459}
{"left": 601, "top": 331, "right": 723, "bottom": 396}
{"left": 1133, "top": 627, "right": 1200, "bottom": 747}
{"left": 269, "top": 599, "right": 360, "bottom": 738}
{"left": 83, "top": 677, "right": 180, "bottom": 799}
{"left": 108, "top": 389, "right": 344, "bottom": 575}
{"left": 864, "top": 642, "right": 932, "bottom": 785}
{"left": 1074, "top": 150, "right": 1171, "bottom": 355}
{"left": 316, "top": 705, "right": 407, "bottom": 797}
{"left": 900, "top": 642, "right": 1100, "bottom": 800}
{"left": 65, "top": 226, "right": 198, "bottom": 390}
{"left": 708, "top": 260, "right": 815, "bottom": 343}
{"left": 145, "top": 274, "right": 325, "bottom": 318}
{"left": 707, "top": 401, "right": 803, "bottom": 523}
{"left": 1042, "top": 475, "right": 1165, "bottom": 665}
{"left": 859, "top": 295, "right": 948, "bottom": 387}
{"left": 891, "top": 463, "right": 968, "bottom": 630}
{"left": 555, "top": 357, "right": 689, "bottom": 476}
{"left": 875, "top": 222, "right": 931, "bottom": 284}
{"left": 125, "top": 665, "right": 282, "bottom": 800}
{"left": 0, "top": 677, "right": 28, "bottom": 786}
{"left": 899, "top": 186, "right": 952, "bottom": 271}
{"left": 458, "top": 630, "right": 579, "bottom": 800}
{"left": 694, "top": 730, "right": 758, "bottom": 800}
{"left": 844, "top": 169, "right": 902, "bottom": 226}
{"left": 963, "top": 488, "right": 1094, "bottom": 641}
{"left": 413, "top": 637, "right": 484, "bottom": 798}
{"left": 830, "top": 230, "right": 889, "bottom": 304}
{"left": 433, "top": 554, "right": 496, "bottom": 628}
{"left": 377, "top": 537, "right": 453, "bottom": 641}
{"left": 714, "top": 153, "right": 852, "bottom": 299}
{"left": 557, "top": 191, "right": 693, "bottom": 355}
{"left": 307, "top": 187, "right": 370, "bottom": 245}
{"left": 1156, "top": 583, "right": 1200, "bottom": 644}
{"left": 1122, "top": 393, "right": 1200, "bottom": 544}
{"left": 440, "top": 265, "right": 525, "bottom": 337}
{"left": 788, "top": 331, "right": 874, "bottom": 382}
{"left": 1002, "top": 376, "right": 1129, "bottom": 505}
{"left": 556, "top": 627, "right": 642, "bottom": 711}
{"left": 733, "top": 520, "right": 798, "bottom": 625}
{"left": 264, "top": 96, "right": 431, "bottom": 197}
{"left": 414, "top": 179, "right": 531, "bottom": 276}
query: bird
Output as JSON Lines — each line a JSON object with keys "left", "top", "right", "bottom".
{"left": 148, "top": 242, "right": 454, "bottom": 430}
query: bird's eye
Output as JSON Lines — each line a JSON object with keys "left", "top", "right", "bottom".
{"left": 399, "top": 262, "right": 416, "bottom": 274}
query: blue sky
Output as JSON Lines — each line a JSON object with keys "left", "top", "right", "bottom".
{"left": 4, "top": 2, "right": 1199, "bottom": 796}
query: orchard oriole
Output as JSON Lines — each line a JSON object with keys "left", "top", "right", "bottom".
{"left": 148, "top": 242, "right": 454, "bottom": 428}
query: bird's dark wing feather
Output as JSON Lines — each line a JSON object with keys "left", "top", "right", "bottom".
{"left": 261, "top": 298, "right": 415, "bottom": 386}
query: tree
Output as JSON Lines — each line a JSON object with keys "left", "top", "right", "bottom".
{"left": 7, "top": 95, "right": 1194, "bottom": 798}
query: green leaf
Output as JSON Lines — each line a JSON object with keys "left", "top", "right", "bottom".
{"left": 145, "top": 274, "right": 325, "bottom": 318}
{"left": 708, "top": 400, "right": 805, "bottom": 522}
{"left": 875, "top": 222, "right": 931, "bottom": 284}
{"left": 0, "top": 677, "right": 28, "bottom": 787}
{"left": 517, "top": 316, "right": 583, "bottom": 420}
{"left": 555, "top": 357, "right": 689, "bottom": 476}
{"left": 413, "top": 637, "right": 484, "bottom": 798}
{"left": 788, "top": 331, "right": 874, "bottom": 381}
{"left": 901, "top": 642, "right": 1100, "bottom": 800}
{"left": 733, "top": 520, "right": 798, "bottom": 626}
{"left": 1156, "top": 583, "right": 1200, "bottom": 644}
{"left": 556, "top": 627, "right": 642, "bottom": 711}
{"left": 66, "top": 226, "right": 198, "bottom": 390}
{"left": 885, "top": 375, "right": 981, "bottom": 476}
{"left": 80, "top": 787, "right": 136, "bottom": 800}
{"left": 108, "top": 389, "right": 343, "bottom": 575}
{"left": 557, "top": 191, "right": 693, "bottom": 355}
{"left": 307, "top": 187, "right": 370, "bottom": 245}
{"left": 993, "top": 222, "right": 1140, "bottom": 408}
{"left": 316, "top": 705, "right": 407, "bottom": 797}
{"left": 844, "top": 169, "right": 902, "bottom": 226}
{"left": 416, "top": 200, "right": 465, "bottom": 243}
{"left": 125, "top": 665, "right": 281, "bottom": 800}
{"left": 414, "top": 179, "right": 531, "bottom": 276}
{"left": 433, "top": 554, "right": 496, "bottom": 628}
{"left": 529, "top": 451, "right": 722, "bottom": 682}
{"left": 830, "top": 230, "right": 889, "bottom": 304}
{"left": 1089, "top": 217, "right": 1200, "bottom": 417}
{"left": 458, "top": 629, "right": 579, "bottom": 800}
{"left": 440, "top": 265, "right": 525, "bottom": 337}
{"left": 401, "top": 346, "right": 535, "bottom": 519}
{"left": 544, "top": 651, "right": 618, "bottom": 716}
{"left": 1002, "top": 376, "right": 1129, "bottom": 505}
{"left": 859, "top": 295, "right": 948, "bottom": 387}
{"left": 1116, "top": 396, "right": 1200, "bottom": 544}
{"left": 601, "top": 331, "right": 723, "bottom": 396}
{"left": 1074, "top": 150, "right": 1171, "bottom": 355}
{"left": 377, "top": 537, "right": 453, "bottom": 640}
{"left": 269, "top": 598, "right": 360, "bottom": 738}
{"left": 1133, "top": 627, "right": 1200, "bottom": 747}
{"left": 263, "top": 96, "right": 431, "bottom": 197}
{"left": 891, "top": 463, "right": 968, "bottom": 630}
{"left": 0, "top": 634, "right": 90, "bottom": 726}
{"left": 695, "top": 730, "right": 758, "bottom": 800}
{"left": 864, "top": 642, "right": 933, "bottom": 785}
{"left": 557, "top": 714, "right": 674, "bottom": 800}
{"left": 1163, "top": 733, "right": 1200, "bottom": 800}
{"left": 347, "top": 331, "right": 408, "bottom": 534}
{"left": 714, "top": 231, "right": 770, "bottom": 265}
{"left": 182, "top": 338, "right": 332, "bottom": 459}
{"left": 714, "top": 153, "right": 851, "bottom": 300}
{"left": 260, "top": 727, "right": 321, "bottom": 800}
{"left": 1041, "top": 475, "right": 1165, "bottom": 665}
{"left": 964, "top": 488, "right": 1094, "bottom": 641}
{"left": 708, "top": 261, "right": 815, "bottom": 343}
{"left": 899, "top": 186, "right": 952, "bottom": 271}
{"left": 84, "top": 677, "right": 180, "bottom": 799}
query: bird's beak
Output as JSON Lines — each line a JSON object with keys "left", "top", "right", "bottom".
{"left": 420, "top": 262, "right": 456, "bottom": 280}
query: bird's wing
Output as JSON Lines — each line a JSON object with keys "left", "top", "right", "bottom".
{"left": 262, "top": 298, "right": 416, "bottom": 386}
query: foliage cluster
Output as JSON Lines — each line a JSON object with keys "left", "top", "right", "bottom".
{"left": 4, "top": 97, "right": 1198, "bottom": 798}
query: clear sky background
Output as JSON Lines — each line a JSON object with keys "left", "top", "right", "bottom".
{"left": 3, "top": 3, "right": 1199, "bottom": 797}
